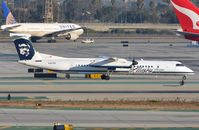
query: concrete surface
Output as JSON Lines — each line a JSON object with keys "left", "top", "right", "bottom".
{"left": 0, "top": 37, "right": 198, "bottom": 101}
{"left": 0, "top": 108, "right": 199, "bottom": 128}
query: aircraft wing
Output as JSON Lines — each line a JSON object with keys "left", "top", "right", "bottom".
{"left": 90, "top": 57, "right": 118, "bottom": 67}
{"left": 44, "top": 27, "right": 83, "bottom": 37}
{"left": 90, "top": 57, "right": 132, "bottom": 69}
{"left": 176, "top": 30, "right": 199, "bottom": 38}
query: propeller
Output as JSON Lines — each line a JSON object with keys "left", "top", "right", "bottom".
{"left": 132, "top": 58, "right": 138, "bottom": 66}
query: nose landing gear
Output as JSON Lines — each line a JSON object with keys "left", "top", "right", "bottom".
{"left": 180, "top": 75, "right": 186, "bottom": 86}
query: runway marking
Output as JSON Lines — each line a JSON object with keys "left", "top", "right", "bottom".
{"left": 0, "top": 91, "right": 199, "bottom": 94}
{"left": 0, "top": 126, "right": 11, "bottom": 130}
{"left": 0, "top": 81, "right": 199, "bottom": 86}
{"left": 1, "top": 109, "right": 199, "bottom": 128}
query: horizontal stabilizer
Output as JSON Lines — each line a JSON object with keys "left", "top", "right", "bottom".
{"left": 10, "top": 33, "right": 31, "bottom": 39}
{"left": 1, "top": 24, "right": 21, "bottom": 30}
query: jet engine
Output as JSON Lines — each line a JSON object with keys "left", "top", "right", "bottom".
{"left": 65, "top": 33, "right": 79, "bottom": 40}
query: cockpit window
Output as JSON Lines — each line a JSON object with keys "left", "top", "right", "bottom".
{"left": 176, "top": 64, "right": 184, "bottom": 67}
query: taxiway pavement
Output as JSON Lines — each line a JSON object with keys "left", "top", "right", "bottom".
{"left": 0, "top": 37, "right": 198, "bottom": 101}
{"left": 0, "top": 108, "right": 199, "bottom": 128}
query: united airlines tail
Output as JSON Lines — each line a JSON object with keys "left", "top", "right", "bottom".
{"left": 1, "top": 0, "right": 16, "bottom": 25}
{"left": 171, "top": 0, "right": 199, "bottom": 33}
{"left": 14, "top": 38, "right": 41, "bottom": 61}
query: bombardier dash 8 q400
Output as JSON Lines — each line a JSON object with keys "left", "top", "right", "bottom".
{"left": 171, "top": 0, "right": 199, "bottom": 41}
{"left": 1, "top": 1, "right": 84, "bottom": 43}
{"left": 12, "top": 38, "right": 194, "bottom": 80}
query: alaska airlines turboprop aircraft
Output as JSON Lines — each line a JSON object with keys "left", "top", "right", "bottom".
{"left": 171, "top": 0, "right": 199, "bottom": 41}
{"left": 13, "top": 38, "right": 194, "bottom": 80}
{"left": 1, "top": 1, "right": 84, "bottom": 43}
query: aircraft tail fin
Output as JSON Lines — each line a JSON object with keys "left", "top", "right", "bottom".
{"left": 1, "top": 1, "right": 17, "bottom": 25}
{"left": 171, "top": 0, "right": 199, "bottom": 33}
{"left": 14, "top": 38, "right": 41, "bottom": 61}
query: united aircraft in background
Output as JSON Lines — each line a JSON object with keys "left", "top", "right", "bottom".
{"left": 12, "top": 38, "right": 194, "bottom": 80}
{"left": 171, "top": 0, "right": 199, "bottom": 41}
{"left": 1, "top": 1, "right": 84, "bottom": 43}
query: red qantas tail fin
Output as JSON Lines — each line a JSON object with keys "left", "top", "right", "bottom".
{"left": 171, "top": 0, "right": 199, "bottom": 33}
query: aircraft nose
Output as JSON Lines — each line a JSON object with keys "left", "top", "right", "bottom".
{"left": 185, "top": 67, "right": 194, "bottom": 74}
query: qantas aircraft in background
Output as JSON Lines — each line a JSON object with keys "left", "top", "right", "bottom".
{"left": 1, "top": 1, "right": 84, "bottom": 43}
{"left": 171, "top": 0, "right": 199, "bottom": 41}
{"left": 12, "top": 38, "right": 194, "bottom": 80}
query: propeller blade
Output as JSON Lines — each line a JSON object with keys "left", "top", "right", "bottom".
{"left": 132, "top": 59, "right": 138, "bottom": 66}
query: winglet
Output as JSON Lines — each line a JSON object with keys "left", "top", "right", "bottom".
{"left": 1, "top": 1, "right": 17, "bottom": 25}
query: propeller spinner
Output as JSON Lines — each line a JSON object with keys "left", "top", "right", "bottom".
{"left": 132, "top": 59, "right": 138, "bottom": 66}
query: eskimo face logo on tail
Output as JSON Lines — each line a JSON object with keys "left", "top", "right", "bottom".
{"left": 171, "top": 1, "right": 199, "bottom": 30}
{"left": 18, "top": 43, "right": 30, "bottom": 57}
{"left": 14, "top": 38, "right": 35, "bottom": 60}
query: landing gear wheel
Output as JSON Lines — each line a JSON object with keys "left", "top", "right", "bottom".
{"left": 101, "top": 74, "right": 110, "bottom": 80}
{"left": 180, "top": 80, "right": 185, "bottom": 86}
{"left": 31, "top": 38, "right": 37, "bottom": 43}
{"left": 101, "top": 74, "right": 106, "bottom": 80}
{"left": 48, "top": 39, "right": 56, "bottom": 43}
{"left": 105, "top": 75, "right": 110, "bottom": 80}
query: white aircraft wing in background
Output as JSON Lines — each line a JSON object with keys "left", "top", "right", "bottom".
{"left": 44, "top": 27, "right": 83, "bottom": 37}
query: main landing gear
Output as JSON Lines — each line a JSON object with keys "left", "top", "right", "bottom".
{"left": 101, "top": 70, "right": 113, "bottom": 80}
{"left": 65, "top": 74, "right": 70, "bottom": 79}
{"left": 31, "top": 38, "right": 37, "bottom": 43}
{"left": 101, "top": 74, "right": 110, "bottom": 80}
{"left": 48, "top": 37, "right": 56, "bottom": 43}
